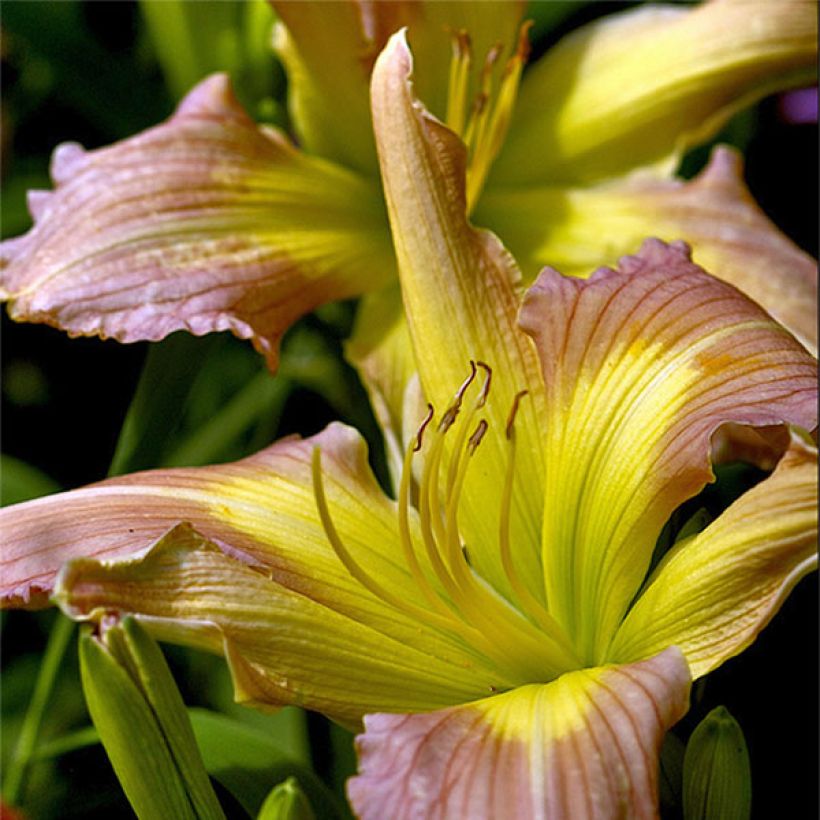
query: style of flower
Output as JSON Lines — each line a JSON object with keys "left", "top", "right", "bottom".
{"left": 1, "top": 31, "right": 816, "bottom": 814}
{"left": 0, "top": 0, "right": 816, "bottom": 372}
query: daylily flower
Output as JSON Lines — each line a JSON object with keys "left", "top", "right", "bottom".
{"left": 0, "top": 0, "right": 817, "bottom": 371}
{"left": 1, "top": 34, "right": 817, "bottom": 815}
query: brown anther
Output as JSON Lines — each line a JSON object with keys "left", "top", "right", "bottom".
{"left": 439, "top": 362, "right": 478, "bottom": 432}
{"left": 515, "top": 20, "right": 534, "bottom": 62}
{"left": 505, "top": 390, "right": 529, "bottom": 440}
{"left": 471, "top": 91, "right": 489, "bottom": 115}
{"left": 475, "top": 361, "right": 492, "bottom": 407}
{"left": 414, "top": 404, "right": 435, "bottom": 452}
{"left": 467, "top": 419, "right": 489, "bottom": 454}
{"left": 483, "top": 43, "right": 503, "bottom": 75}
{"left": 451, "top": 28, "right": 471, "bottom": 57}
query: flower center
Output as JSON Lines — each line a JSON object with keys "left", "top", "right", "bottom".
{"left": 445, "top": 23, "right": 532, "bottom": 214}
{"left": 312, "top": 362, "right": 581, "bottom": 684}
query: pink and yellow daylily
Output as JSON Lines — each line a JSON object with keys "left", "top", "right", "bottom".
{"left": 2, "top": 34, "right": 818, "bottom": 815}
{"left": 0, "top": 0, "right": 817, "bottom": 371}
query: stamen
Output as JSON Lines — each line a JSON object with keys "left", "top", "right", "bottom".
{"left": 446, "top": 29, "right": 472, "bottom": 136}
{"left": 417, "top": 424, "right": 463, "bottom": 600}
{"left": 506, "top": 389, "right": 529, "bottom": 439}
{"left": 437, "top": 417, "right": 579, "bottom": 674}
{"left": 463, "top": 43, "right": 502, "bottom": 151}
{"left": 415, "top": 403, "right": 434, "bottom": 452}
{"left": 464, "top": 21, "right": 533, "bottom": 213}
{"left": 438, "top": 360, "right": 477, "bottom": 433}
{"left": 446, "top": 361, "right": 491, "bottom": 497}
{"left": 475, "top": 361, "right": 492, "bottom": 407}
{"left": 467, "top": 418, "right": 489, "bottom": 453}
{"left": 498, "top": 392, "right": 575, "bottom": 645}
{"left": 311, "top": 447, "right": 458, "bottom": 635}
{"left": 398, "top": 415, "right": 463, "bottom": 620}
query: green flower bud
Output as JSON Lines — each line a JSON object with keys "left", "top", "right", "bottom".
{"left": 683, "top": 705, "right": 751, "bottom": 820}
{"left": 257, "top": 777, "right": 316, "bottom": 820}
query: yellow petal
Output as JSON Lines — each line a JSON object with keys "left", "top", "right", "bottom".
{"left": 478, "top": 145, "right": 818, "bottom": 352}
{"left": 492, "top": 0, "right": 818, "bottom": 184}
{"left": 519, "top": 240, "right": 817, "bottom": 663}
{"left": 272, "top": 2, "right": 379, "bottom": 175}
{"left": 56, "top": 524, "right": 497, "bottom": 728}
{"left": 349, "top": 648, "right": 691, "bottom": 819}
{"left": 370, "top": 30, "right": 547, "bottom": 602}
{"left": 0, "top": 75, "right": 394, "bottom": 370}
{"left": 610, "top": 431, "right": 817, "bottom": 679}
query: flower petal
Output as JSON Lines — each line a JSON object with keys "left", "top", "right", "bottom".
{"left": 370, "top": 30, "right": 547, "bottom": 601}
{"left": 518, "top": 239, "right": 817, "bottom": 663}
{"left": 348, "top": 647, "right": 691, "bottom": 820}
{"left": 610, "top": 431, "right": 817, "bottom": 679}
{"left": 271, "top": 1, "right": 381, "bottom": 176}
{"left": 273, "top": 1, "right": 523, "bottom": 174}
{"left": 0, "top": 74, "right": 394, "bottom": 370}
{"left": 0, "top": 423, "right": 482, "bottom": 671}
{"left": 478, "top": 146, "right": 818, "bottom": 352}
{"left": 492, "top": 0, "right": 818, "bottom": 184}
{"left": 56, "top": 523, "right": 495, "bottom": 727}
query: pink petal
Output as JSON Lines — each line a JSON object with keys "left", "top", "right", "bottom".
{"left": 349, "top": 647, "right": 691, "bottom": 820}
{"left": 0, "top": 74, "right": 393, "bottom": 370}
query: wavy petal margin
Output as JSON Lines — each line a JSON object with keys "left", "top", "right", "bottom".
{"left": 370, "top": 30, "right": 547, "bottom": 600}
{"left": 519, "top": 239, "right": 817, "bottom": 662}
{"left": 493, "top": 0, "right": 818, "bottom": 184}
{"left": 56, "top": 524, "right": 495, "bottom": 728}
{"left": 0, "top": 74, "right": 394, "bottom": 370}
{"left": 348, "top": 647, "right": 691, "bottom": 820}
{"left": 0, "top": 422, "right": 487, "bottom": 679}
{"left": 478, "top": 146, "right": 818, "bottom": 352}
{"left": 611, "top": 432, "right": 818, "bottom": 678}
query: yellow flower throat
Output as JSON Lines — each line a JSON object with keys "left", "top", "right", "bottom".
{"left": 313, "top": 363, "right": 582, "bottom": 685}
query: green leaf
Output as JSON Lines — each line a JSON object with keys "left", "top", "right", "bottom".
{"left": 257, "top": 777, "right": 315, "bottom": 820}
{"left": 163, "top": 371, "right": 292, "bottom": 468}
{"left": 139, "top": 0, "right": 282, "bottom": 121}
{"left": 78, "top": 626, "right": 197, "bottom": 819}
{"left": 0, "top": 455, "right": 60, "bottom": 506}
{"left": 2, "top": 614, "right": 75, "bottom": 805}
{"left": 108, "top": 332, "right": 220, "bottom": 476}
{"left": 683, "top": 706, "right": 752, "bottom": 820}
{"left": 31, "top": 726, "right": 100, "bottom": 761}
{"left": 189, "top": 709, "right": 343, "bottom": 819}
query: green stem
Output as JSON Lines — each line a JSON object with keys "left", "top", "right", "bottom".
{"left": 3, "top": 613, "right": 75, "bottom": 805}
{"left": 163, "top": 371, "right": 291, "bottom": 467}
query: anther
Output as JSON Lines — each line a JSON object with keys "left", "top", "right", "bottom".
{"left": 438, "top": 361, "right": 478, "bottom": 432}
{"left": 475, "top": 361, "right": 492, "bottom": 406}
{"left": 513, "top": 20, "right": 533, "bottom": 64}
{"left": 415, "top": 404, "right": 435, "bottom": 452}
{"left": 506, "top": 390, "right": 529, "bottom": 439}
{"left": 467, "top": 419, "right": 489, "bottom": 454}
{"left": 481, "top": 44, "right": 503, "bottom": 87}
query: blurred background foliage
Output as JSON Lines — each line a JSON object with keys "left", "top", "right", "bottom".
{"left": 0, "top": 2, "right": 816, "bottom": 818}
